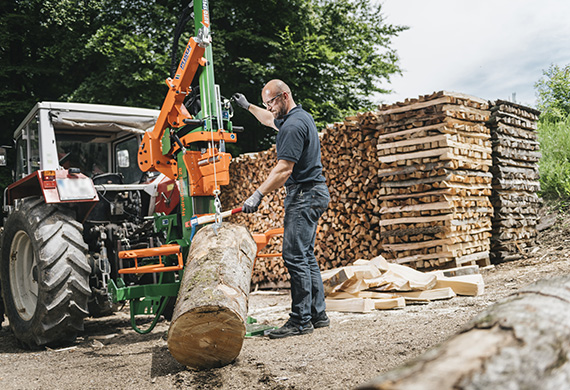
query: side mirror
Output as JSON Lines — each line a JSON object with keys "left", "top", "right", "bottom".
{"left": 0, "top": 147, "right": 7, "bottom": 167}
{"left": 117, "top": 149, "right": 130, "bottom": 168}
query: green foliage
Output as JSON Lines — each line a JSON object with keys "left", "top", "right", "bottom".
{"left": 535, "top": 63, "right": 570, "bottom": 123}
{"left": 538, "top": 115, "right": 570, "bottom": 199}
{"left": 212, "top": 0, "right": 407, "bottom": 150}
{"left": 63, "top": 0, "right": 178, "bottom": 107}
{"left": 1, "top": 0, "right": 406, "bottom": 155}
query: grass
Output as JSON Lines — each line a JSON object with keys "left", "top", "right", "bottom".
{"left": 538, "top": 115, "right": 570, "bottom": 200}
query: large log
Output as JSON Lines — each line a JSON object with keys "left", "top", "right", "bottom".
{"left": 167, "top": 223, "right": 257, "bottom": 369}
{"left": 357, "top": 275, "right": 570, "bottom": 390}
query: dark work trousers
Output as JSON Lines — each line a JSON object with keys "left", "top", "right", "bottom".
{"left": 283, "top": 181, "right": 330, "bottom": 325}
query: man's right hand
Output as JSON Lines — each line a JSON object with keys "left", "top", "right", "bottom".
{"left": 232, "top": 93, "right": 250, "bottom": 110}
{"left": 243, "top": 189, "right": 264, "bottom": 213}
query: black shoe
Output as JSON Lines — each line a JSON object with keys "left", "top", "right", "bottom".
{"left": 312, "top": 314, "right": 330, "bottom": 328}
{"left": 268, "top": 319, "right": 314, "bottom": 339}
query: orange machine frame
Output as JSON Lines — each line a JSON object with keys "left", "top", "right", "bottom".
{"left": 137, "top": 34, "right": 236, "bottom": 197}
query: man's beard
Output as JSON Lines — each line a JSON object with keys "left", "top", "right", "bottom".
{"left": 274, "top": 104, "right": 288, "bottom": 119}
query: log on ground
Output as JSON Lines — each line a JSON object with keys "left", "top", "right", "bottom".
{"left": 167, "top": 223, "right": 257, "bottom": 369}
{"left": 357, "top": 275, "right": 570, "bottom": 390}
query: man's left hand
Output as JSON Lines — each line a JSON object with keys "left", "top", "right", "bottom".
{"left": 243, "top": 190, "right": 264, "bottom": 213}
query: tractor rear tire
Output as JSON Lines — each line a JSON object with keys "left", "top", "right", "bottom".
{"left": 0, "top": 197, "right": 91, "bottom": 347}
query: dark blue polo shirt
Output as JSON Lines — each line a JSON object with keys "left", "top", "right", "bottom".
{"left": 274, "top": 105, "right": 326, "bottom": 186}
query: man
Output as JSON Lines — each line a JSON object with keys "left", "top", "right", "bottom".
{"left": 233, "top": 80, "right": 330, "bottom": 339}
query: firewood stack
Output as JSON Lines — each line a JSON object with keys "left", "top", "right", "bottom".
{"left": 375, "top": 91, "right": 494, "bottom": 270}
{"left": 487, "top": 100, "right": 542, "bottom": 263}
{"left": 317, "top": 117, "right": 383, "bottom": 267}
{"left": 221, "top": 117, "right": 386, "bottom": 287}
{"left": 220, "top": 147, "right": 290, "bottom": 287}
{"left": 221, "top": 92, "right": 542, "bottom": 287}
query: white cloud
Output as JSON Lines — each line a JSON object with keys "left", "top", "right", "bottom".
{"left": 379, "top": 0, "right": 570, "bottom": 107}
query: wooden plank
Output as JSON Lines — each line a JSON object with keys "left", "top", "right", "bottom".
{"left": 327, "top": 291, "right": 399, "bottom": 300}
{"left": 378, "top": 123, "right": 447, "bottom": 141}
{"left": 377, "top": 147, "right": 451, "bottom": 163}
{"left": 367, "top": 264, "right": 437, "bottom": 291}
{"left": 337, "top": 277, "right": 370, "bottom": 294}
{"left": 395, "top": 287, "right": 456, "bottom": 302}
{"left": 380, "top": 201, "right": 452, "bottom": 214}
{"left": 434, "top": 274, "right": 484, "bottom": 296}
{"left": 380, "top": 214, "right": 453, "bottom": 227}
{"left": 376, "top": 134, "right": 449, "bottom": 151}
{"left": 372, "top": 297, "right": 406, "bottom": 310}
{"left": 381, "top": 238, "right": 454, "bottom": 252}
{"left": 378, "top": 96, "right": 452, "bottom": 115}
{"left": 325, "top": 298, "right": 375, "bottom": 313}
{"left": 321, "top": 267, "right": 352, "bottom": 295}
{"left": 377, "top": 188, "right": 452, "bottom": 201}
{"left": 429, "top": 265, "right": 480, "bottom": 278}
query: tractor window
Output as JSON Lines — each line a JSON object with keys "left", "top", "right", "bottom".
{"left": 15, "top": 136, "right": 28, "bottom": 180}
{"left": 28, "top": 117, "right": 40, "bottom": 171}
{"left": 56, "top": 140, "right": 109, "bottom": 177}
{"left": 115, "top": 137, "right": 142, "bottom": 184}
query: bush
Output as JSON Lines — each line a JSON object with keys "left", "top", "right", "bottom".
{"left": 538, "top": 115, "right": 570, "bottom": 199}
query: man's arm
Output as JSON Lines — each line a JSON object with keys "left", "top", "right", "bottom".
{"left": 258, "top": 159, "right": 294, "bottom": 195}
{"left": 232, "top": 93, "right": 277, "bottom": 130}
{"left": 242, "top": 159, "right": 294, "bottom": 213}
{"left": 248, "top": 105, "right": 277, "bottom": 130}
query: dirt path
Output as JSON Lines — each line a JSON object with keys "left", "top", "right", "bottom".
{"left": 1, "top": 220, "right": 569, "bottom": 389}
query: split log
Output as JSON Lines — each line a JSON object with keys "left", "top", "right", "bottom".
{"left": 357, "top": 275, "right": 570, "bottom": 390}
{"left": 167, "top": 223, "right": 257, "bottom": 369}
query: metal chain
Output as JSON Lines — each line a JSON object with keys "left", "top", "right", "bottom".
{"left": 213, "top": 189, "right": 222, "bottom": 235}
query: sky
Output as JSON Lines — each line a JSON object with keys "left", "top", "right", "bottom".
{"left": 378, "top": 0, "right": 570, "bottom": 108}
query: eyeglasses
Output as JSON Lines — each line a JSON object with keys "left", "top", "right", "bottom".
{"left": 263, "top": 92, "right": 284, "bottom": 109}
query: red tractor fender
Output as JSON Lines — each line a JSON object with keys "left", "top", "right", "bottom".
{"left": 5, "top": 170, "right": 99, "bottom": 220}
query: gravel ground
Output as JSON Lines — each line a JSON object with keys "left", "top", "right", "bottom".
{"left": 1, "top": 211, "right": 569, "bottom": 390}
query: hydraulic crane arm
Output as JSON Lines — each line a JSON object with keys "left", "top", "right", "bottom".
{"left": 137, "top": 0, "right": 236, "bottom": 196}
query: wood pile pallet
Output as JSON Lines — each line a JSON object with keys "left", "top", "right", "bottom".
{"left": 375, "top": 91, "right": 493, "bottom": 270}
{"left": 487, "top": 100, "right": 542, "bottom": 262}
{"left": 323, "top": 255, "right": 484, "bottom": 313}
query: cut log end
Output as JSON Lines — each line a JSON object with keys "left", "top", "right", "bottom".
{"left": 168, "top": 306, "right": 246, "bottom": 369}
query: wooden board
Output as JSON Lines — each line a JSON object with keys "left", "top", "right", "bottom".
{"left": 395, "top": 287, "right": 456, "bottom": 302}
{"left": 434, "top": 274, "right": 484, "bottom": 296}
{"left": 325, "top": 298, "right": 375, "bottom": 313}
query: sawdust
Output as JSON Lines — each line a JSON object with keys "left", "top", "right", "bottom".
{"left": 1, "top": 209, "right": 570, "bottom": 389}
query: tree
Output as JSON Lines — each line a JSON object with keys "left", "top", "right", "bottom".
{"left": 535, "top": 63, "right": 570, "bottom": 123}
{"left": 0, "top": 0, "right": 407, "bottom": 155}
{"left": 211, "top": 0, "right": 407, "bottom": 151}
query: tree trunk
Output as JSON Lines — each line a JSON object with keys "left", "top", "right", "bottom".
{"left": 357, "top": 275, "right": 570, "bottom": 390}
{"left": 167, "top": 222, "right": 257, "bottom": 369}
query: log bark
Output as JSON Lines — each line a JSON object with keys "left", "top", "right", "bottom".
{"left": 167, "top": 223, "right": 257, "bottom": 369}
{"left": 357, "top": 275, "right": 570, "bottom": 390}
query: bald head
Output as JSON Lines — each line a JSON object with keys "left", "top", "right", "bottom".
{"left": 262, "top": 79, "right": 291, "bottom": 99}
{"left": 262, "top": 79, "right": 296, "bottom": 119}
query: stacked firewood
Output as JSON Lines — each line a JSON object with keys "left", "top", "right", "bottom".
{"left": 221, "top": 119, "right": 385, "bottom": 287}
{"left": 487, "top": 100, "right": 542, "bottom": 262}
{"left": 374, "top": 91, "right": 493, "bottom": 270}
{"left": 317, "top": 118, "right": 383, "bottom": 267}
{"left": 220, "top": 147, "right": 289, "bottom": 287}
{"left": 221, "top": 91, "right": 541, "bottom": 287}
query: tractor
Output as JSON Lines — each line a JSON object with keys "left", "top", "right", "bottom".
{"left": 0, "top": 0, "right": 249, "bottom": 347}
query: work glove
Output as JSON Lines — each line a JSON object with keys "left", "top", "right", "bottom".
{"left": 232, "top": 93, "right": 250, "bottom": 110}
{"left": 243, "top": 189, "right": 264, "bottom": 213}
